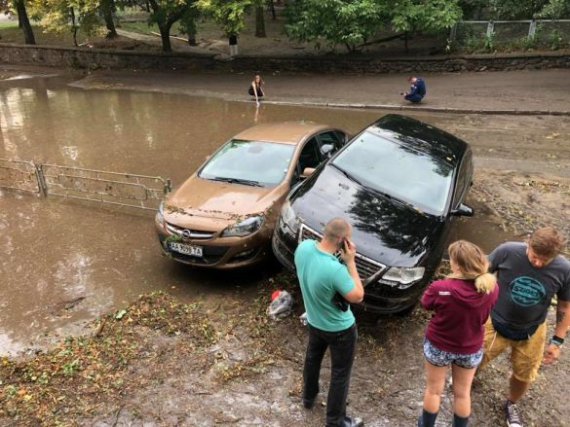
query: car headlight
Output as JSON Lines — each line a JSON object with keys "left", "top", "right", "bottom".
{"left": 156, "top": 201, "right": 165, "bottom": 226}
{"left": 380, "top": 266, "right": 425, "bottom": 289}
{"left": 222, "top": 215, "right": 264, "bottom": 237}
{"left": 279, "top": 201, "right": 300, "bottom": 233}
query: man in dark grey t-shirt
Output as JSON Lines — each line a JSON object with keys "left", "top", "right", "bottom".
{"left": 481, "top": 227, "right": 570, "bottom": 427}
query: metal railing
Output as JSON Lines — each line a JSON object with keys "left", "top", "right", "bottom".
{"left": 450, "top": 19, "right": 570, "bottom": 49}
{"left": 0, "top": 158, "right": 42, "bottom": 195}
{"left": 0, "top": 158, "right": 171, "bottom": 211}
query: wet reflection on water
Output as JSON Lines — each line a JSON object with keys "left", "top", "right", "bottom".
{"left": 0, "top": 75, "right": 386, "bottom": 185}
{"left": 0, "top": 74, "right": 517, "bottom": 355}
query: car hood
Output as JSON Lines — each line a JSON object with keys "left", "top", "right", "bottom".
{"left": 164, "top": 176, "right": 282, "bottom": 228}
{"left": 291, "top": 166, "right": 444, "bottom": 267}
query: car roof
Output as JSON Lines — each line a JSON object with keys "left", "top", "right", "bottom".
{"left": 233, "top": 121, "right": 333, "bottom": 145}
{"left": 372, "top": 114, "right": 469, "bottom": 164}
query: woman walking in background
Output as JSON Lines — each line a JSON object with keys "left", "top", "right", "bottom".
{"left": 419, "top": 240, "right": 499, "bottom": 427}
{"left": 249, "top": 74, "right": 265, "bottom": 106}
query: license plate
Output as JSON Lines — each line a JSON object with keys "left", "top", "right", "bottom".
{"left": 168, "top": 242, "right": 203, "bottom": 257}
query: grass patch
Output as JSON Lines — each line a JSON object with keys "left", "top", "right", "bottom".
{"left": 0, "top": 25, "right": 99, "bottom": 46}
{"left": 0, "top": 21, "right": 19, "bottom": 30}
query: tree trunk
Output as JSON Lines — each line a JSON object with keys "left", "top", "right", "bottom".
{"left": 255, "top": 6, "right": 266, "bottom": 37}
{"left": 187, "top": 34, "right": 197, "bottom": 46}
{"left": 70, "top": 7, "right": 78, "bottom": 47}
{"left": 101, "top": 0, "right": 118, "bottom": 38}
{"left": 159, "top": 23, "right": 172, "bottom": 52}
{"left": 15, "top": 0, "right": 36, "bottom": 45}
{"left": 270, "top": 0, "right": 276, "bottom": 20}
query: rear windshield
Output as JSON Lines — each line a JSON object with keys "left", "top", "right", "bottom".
{"left": 332, "top": 130, "right": 454, "bottom": 215}
{"left": 199, "top": 139, "right": 295, "bottom": 186}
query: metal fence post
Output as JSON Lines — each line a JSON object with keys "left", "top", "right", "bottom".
{"left": 486, "top": 21, "right": 495, "bottom": 37}
{"left": 34, "top": 163, "right": 48, "bottom": 197}
{"left": 449, "top": 24, "right": 457, "bottom": 42}
{"left": 528, "top": 19, "right": 537, "bottom": 38}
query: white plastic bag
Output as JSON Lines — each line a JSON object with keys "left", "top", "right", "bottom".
{"left": 267, "top": 290, "right": 293, "bottom": 321}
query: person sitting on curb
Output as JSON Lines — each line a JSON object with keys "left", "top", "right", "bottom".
{"left": 419, "top": 240, "right": 499, "bottom": 427}
{"left": 402, "top": 76, "right": 426, "bottom": 103}
{"left": 248, "top": 74, "right": 265, "bottom": 107}
{"left": 480, "top": 226, "right": 570, "bottom": 427}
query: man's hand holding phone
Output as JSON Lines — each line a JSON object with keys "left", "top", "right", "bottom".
{"left": 339, "top": 239, "right": 357, "bottom": 265}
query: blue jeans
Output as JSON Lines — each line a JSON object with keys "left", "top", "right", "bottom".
{"left": 303, "top": 323, "right": 357, "bottom": 427}
{"left": 405, "top": 93, "right": 424, "bottom": 103}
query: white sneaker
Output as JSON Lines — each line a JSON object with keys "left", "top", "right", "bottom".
{"left": 505, "top": 400, "right": 523, "bottom": 427}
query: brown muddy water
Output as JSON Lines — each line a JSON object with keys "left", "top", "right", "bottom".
{"left": 0, "top": 73, "right": 515, "bottom": 356}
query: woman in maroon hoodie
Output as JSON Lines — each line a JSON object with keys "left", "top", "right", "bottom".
{"left": 418, "top": 240, "right": 499, "bottom": 427}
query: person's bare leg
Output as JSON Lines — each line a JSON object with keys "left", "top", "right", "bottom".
{"left": 451, "top": 364, "right": 477, "bottom": 417}
{"left": 423, "top": 362, "right": 447, "bottom": 414}
{"left": 508, "top": 375, "right": 531, "bottom": 403}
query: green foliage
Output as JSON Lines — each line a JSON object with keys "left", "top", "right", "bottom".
{"left": 483, "top": 30, "right": 495, "bottom": 51}
{"left": 521, "top": 34, "right": 538, "bottom": 49}
{"left": 178, "top": 3, "right": 200, "bottom": 37}
{"left": 197, "top": 0, "right": 251, "bottom": 37}
{"left": 286, "top": 0, "right": 462, "bottom": 52}
{"left": 147, "top": 0, "right": 190, "bottom": 27}
{"left": 285, "top": 0, "right": 388, "bottom": 52}
{"left": 483, "top": 0, "right": 570, "bottom": 19}
{"left": 29, "top": 0, "right": 101, "bottom": 41}
{"left": 391, "top": 0, "right": 463, "bottom": 34}
{"left": 538, "top": 0, "right": 570, "bottom": 18}
{"left": 548, "top": 28, "right": 564, "bottom": 49}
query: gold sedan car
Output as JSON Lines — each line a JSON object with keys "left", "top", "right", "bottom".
{"left": 155, "top": 122, "right": 348, "bottom": 269}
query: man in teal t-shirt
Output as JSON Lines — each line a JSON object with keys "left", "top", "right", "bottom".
{"left": 295, "top": 218, "right": 364, "bottom": 427}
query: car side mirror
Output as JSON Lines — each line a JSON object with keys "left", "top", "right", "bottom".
{"left": 451, "top": 203, "right": 474, "bottom": 217}
{"left": 301, "top": 167, "right": 315, "bottom": 179}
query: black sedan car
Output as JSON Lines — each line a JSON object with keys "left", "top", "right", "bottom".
{"left": 272, "top": 114, "right": 474, "bottom": 314}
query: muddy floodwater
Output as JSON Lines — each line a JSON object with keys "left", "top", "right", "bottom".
{"left": 0, "top": 71, "right": 565, "bottom": 357}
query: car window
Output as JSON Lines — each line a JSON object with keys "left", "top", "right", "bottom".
{"left": 332, "top": 130, "right": 454, "bottom": 215}
{"left": 199, "top": 139, "right": 295, "bottom": 186}
{"left": 452, "top": 150, "right": 473, "bottom": 208}
{"left": 298, "top": 137, "right": 322, "bottom": 171}
{"left": 317, "top": 131, "right": 343, "bottom": 158}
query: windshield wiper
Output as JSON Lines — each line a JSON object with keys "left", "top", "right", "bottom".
{"left": 331, "top": 163, "right": 362, "bottom": 185}
{"left": 208, "top": 176, "right": 264, "bottom": 187}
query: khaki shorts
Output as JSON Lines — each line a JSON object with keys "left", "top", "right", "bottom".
{"left": 480, "top": 319, "right": 546, "bottom": 383}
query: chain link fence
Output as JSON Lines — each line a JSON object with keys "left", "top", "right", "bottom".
{"left": 450, "top": 20, "right": 570, "bottom": 52}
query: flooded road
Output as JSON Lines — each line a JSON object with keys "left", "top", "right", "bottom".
{"left": 0, "top": 71, "right": 561, "bottom": 356}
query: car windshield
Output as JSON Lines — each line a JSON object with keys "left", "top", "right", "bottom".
{"left": 332, "top": 130, "right": 454, "bottom": 215}
{"left": 199, "top": 139, "right": 296, "bottom": 187}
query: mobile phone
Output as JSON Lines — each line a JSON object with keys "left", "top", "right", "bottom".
{"left": 338, "top": 238, "right": 347, "bottom": 252}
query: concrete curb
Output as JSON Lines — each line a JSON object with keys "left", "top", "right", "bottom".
{"left": 248, "top": 99, "right": 570, "bottom": 116}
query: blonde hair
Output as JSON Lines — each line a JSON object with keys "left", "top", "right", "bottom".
{"left": 448, "top": 240, "right": 496, "bottom": 294}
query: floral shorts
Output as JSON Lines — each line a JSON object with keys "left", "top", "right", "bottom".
{"left": 423, "top": 338, "right": 483, "bottom": 369}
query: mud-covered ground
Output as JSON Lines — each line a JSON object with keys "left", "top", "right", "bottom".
{"left": 1, "top": 67, "right": 569, "bottom": 426}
